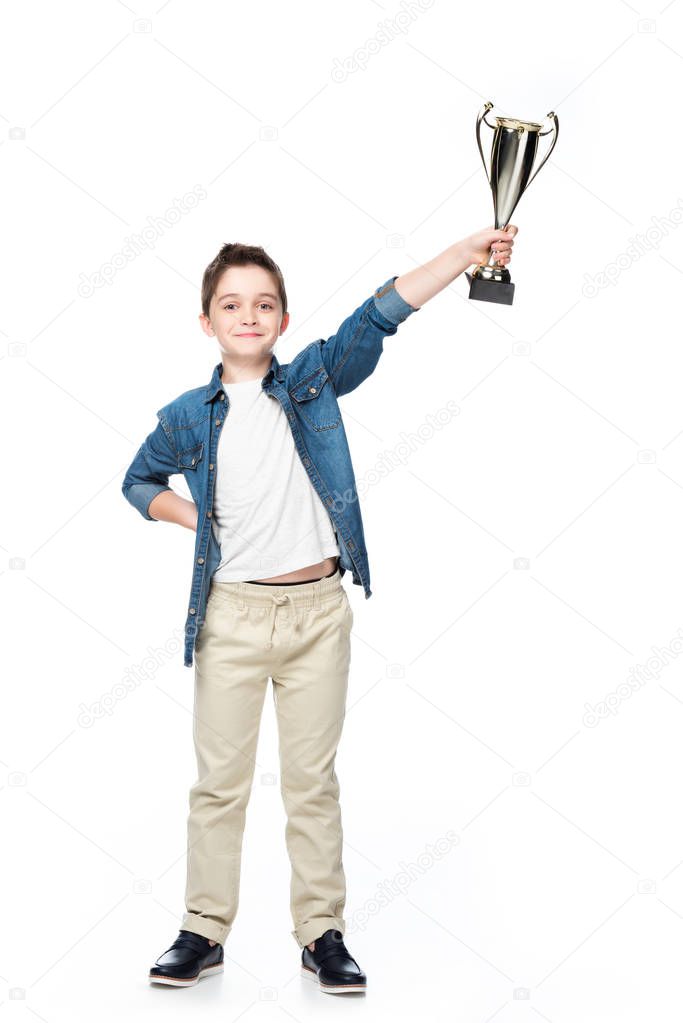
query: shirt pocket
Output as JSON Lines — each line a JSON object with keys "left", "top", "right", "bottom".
{"left": 289, "top": 366, "right": 341, "bottom": 432}
{"left": 177, "top": 441, "right": 204, "bottom": 470}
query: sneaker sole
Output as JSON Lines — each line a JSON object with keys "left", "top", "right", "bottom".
{"left": 149, "top": 962, "right": 224, "bottom": 987}
{"left": 301, "top": 965, "right": 366, "bottom": 994}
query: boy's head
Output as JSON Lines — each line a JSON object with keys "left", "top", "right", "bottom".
{"left": 199, "top": 243, "right": 289, "bottom": 364}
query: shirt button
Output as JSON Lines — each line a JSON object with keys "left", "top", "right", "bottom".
{"left": 189, "top": 607, "right": 196, "bottom": 615}
{"left": 206, "top": 511, "right": 212, "bottom": 518}
{"left": 215, "top": 419, "right": 222, "bottom": 427}
{"left": 209, "top": 463, "right": 214, "bottom": 470}
{"left": 219, "top": 393, "right": 225, "bottom": 400}
{"left": 308, "top": 386, "right": 317, "bottom": 394}
{"left": 197, "top": 557, "right": 204, "bottom": 564}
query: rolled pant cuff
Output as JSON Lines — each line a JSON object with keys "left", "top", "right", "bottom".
{"left": 291, "top": 917, "right": 346, "bottom": 949}
{"left": 180, "top": 914, "right": 230, "bottom": 946}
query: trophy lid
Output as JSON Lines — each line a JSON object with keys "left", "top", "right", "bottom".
{"left": 496, "top": 115, "right": 545, "bottom": 132}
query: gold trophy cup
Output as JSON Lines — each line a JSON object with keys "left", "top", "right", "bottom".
{"left": 466, "top": 101, "right": 559, "bottom": 305}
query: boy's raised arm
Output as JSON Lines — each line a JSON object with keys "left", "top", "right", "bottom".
{"left": 318, "top": 226, "right": 517, "bottom": 398}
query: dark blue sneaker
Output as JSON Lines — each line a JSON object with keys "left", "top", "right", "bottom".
{"left": 149, "top": 929, "right": 224, "bottom": 987}
{"left": 301, "top": 928, "right": 366, "bottom": 994}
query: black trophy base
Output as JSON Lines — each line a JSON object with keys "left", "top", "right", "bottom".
{"left": 466, "top": 272, "right": 515, "bottom": 306}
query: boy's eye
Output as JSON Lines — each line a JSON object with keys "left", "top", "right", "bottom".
{"left": 223, "top": 302, "right": 272, "bottom": 311}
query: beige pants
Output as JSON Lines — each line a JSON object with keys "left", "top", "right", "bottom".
{"left": 180, "top": 567, "right": 354, "bottom": 949}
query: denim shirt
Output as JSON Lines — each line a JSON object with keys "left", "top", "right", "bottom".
{"left": 122, "top": 275, "right": 419, "bottom": 667}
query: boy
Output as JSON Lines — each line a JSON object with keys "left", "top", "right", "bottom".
{"left": 122, "top": 225, "right": 517, "bottom": 993}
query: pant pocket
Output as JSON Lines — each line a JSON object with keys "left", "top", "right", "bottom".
{"left": 334, "top": 589, "right": 353, "bottom": 630}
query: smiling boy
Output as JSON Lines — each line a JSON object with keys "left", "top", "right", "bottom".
{"left": 122, "top": 225, "right": 516, "bottom": 992}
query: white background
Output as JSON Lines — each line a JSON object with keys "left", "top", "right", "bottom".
{"left": 2, "top": 0, "right": 682, "bottom": 1019}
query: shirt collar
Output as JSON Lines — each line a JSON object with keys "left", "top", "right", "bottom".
{"left": 203, "top": 352, "right": 283, "bottom": 403}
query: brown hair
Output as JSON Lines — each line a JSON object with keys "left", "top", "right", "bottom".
{"left": 201, "top": 243, "right": 288, "bottom": 319}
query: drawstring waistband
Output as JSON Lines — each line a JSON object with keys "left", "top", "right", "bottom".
{"left": 209, "top": 567, "right": 345, "bottom": 649}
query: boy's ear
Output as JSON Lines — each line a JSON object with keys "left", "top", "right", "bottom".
{"left": 198, "top": 312, "right": 214, "bottom": 337}
{"left": 279, "top": 312, "right": 290, "bottom": 336}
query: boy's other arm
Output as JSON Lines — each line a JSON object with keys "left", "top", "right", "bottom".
{"left": 394, "top": 225, "right": 518, "bottom": 308}
{"left": 122, "top": 417, "right": 198, "bottom": 530}
{"left": 148, "top": 490, "right": 198, "bottom": 530}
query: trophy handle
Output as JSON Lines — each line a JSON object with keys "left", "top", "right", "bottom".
{"left": 524, "top": 111, "right": 559, "bottom": 192}
{"left": 474, "top": 101, "right": 496, "bottom": 189}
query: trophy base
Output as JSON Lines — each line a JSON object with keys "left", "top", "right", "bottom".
{"left": 466, "top": 271, "right": 515, "bottom": 306}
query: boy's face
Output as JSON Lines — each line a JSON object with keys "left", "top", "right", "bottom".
{"left": 199, "top": 264, "right": 289, "bottom": 363}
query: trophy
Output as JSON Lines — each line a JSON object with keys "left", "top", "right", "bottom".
{"left": 466, "top": 101, "right": 559, "bottom": 305}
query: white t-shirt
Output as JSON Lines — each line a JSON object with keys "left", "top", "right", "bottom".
{"left": 211, "top": 376, "right": 340, "bottom": 582}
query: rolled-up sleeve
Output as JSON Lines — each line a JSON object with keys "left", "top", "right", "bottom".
{"left": 372, "top": 275, "right": 420, "bottom": 325}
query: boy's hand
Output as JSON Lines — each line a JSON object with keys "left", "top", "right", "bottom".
{"left": 461, "top": 225, "right": 518, "bottom": 268}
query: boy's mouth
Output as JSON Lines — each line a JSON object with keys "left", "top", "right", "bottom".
{"left": 236, "top": 332, "right": 262, "bottom": 338}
